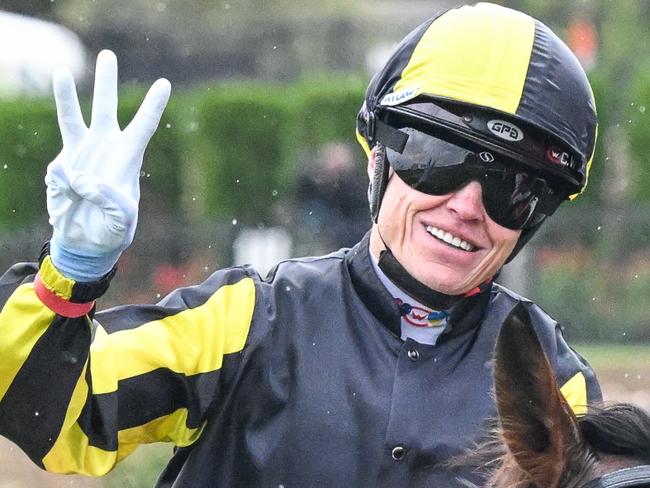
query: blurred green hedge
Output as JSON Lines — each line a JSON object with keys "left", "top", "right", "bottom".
{"left": 4, "top": 73, "right": 650, "bottom": 228}
{"left": 0, "top": 77, "right": 367, "bottom": 230}
{"left": 0, "top": 98, "right": 58, "bottom": 229}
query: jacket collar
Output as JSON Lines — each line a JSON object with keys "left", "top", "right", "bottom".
{"left": 345, "top": 232, "right": 492, "bottom": 341}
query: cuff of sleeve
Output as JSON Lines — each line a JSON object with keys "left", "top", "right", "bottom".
{"left": 35, "top": 242, "right": 117, "bottom": 318}
{"left": 34, "top": 273, "right": 96, "bottom": 318}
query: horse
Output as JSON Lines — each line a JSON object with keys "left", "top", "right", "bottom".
{"left": 485, "top": 303, "right": 650, "bottom": 488}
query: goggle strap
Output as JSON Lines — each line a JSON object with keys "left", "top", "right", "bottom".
{"left": 374, "top": 118, "right": 409, "bottom": 153}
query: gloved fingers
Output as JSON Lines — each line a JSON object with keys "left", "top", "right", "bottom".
{"left": 125, "top": 78, "right": 171, "bottom": 149}
{"left": 45, "top": 158, "right": 69, "bottom": 192}
{"left": 90, "top": 50, "right": 120, "bottom": 131}
{"left": 53, "top": 67, "right": 86, "bottom": 148}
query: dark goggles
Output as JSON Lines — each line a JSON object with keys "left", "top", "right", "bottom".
{"left": 376, "top": 120, "right": 566, "bottom": 230}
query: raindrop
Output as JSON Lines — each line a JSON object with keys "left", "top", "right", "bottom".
{"left": 166, "top": 123, "right": 172, "bottom": 129}
{"left": 232, "top": 219, "right": 238, "bottom": 225}
{"left": 3, "top": 164, "right": 7, "bottom": 169}
{"left": 640, "top": 106, "right": 646, "bottom": 113}
{"left": 591, "top": 297, "right": 597, "bottom": 301}
{"left": 192, "top": 197, "right": 196, "bottom": 201}
{"left": 271, "top": 189, "right": 278, "bottom": 197}
{"left": 624, "top": 373, "right": 629, "bottom": 378}
{"left": 596, "top": 225, "right": 602, "bottom": 231}
{"left": 156, "top": 293, "right": 161, "bottom": 298}
{"left": 34, "top": 131, "right": 38, "bottom": 136}
{"left": 140, "top": 170, "right": 146, "bottom": 177}
{"left": 236, "top": 179, "right": 240, "bottom": 184}
{"left": 34, "top": 411, "right": 39, "bottom": 416}
{"left": 285, "top": 286, "right": 291, "bottom": 292}
{"left": 273, "top": 45, "right": 277, "bottom": 50}
{"left": 203, "top": 266, "right": 209, "bottom": 271}
{"left": 634, "top": 274, "right": 639, "bottom": 279}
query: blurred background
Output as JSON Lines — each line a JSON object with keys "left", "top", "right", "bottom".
{"left": 0, "top": 0, "right": 648, "bottom": 486}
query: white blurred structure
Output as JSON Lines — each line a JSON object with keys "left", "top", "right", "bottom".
{"left": 233, "top": 228, "right": 293, "bottom": 277}
{"left": 0, "top": 11, "right": 87, "bottom": 96}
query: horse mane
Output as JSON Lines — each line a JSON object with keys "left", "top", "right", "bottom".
{"left": 459, "top": 404, "right": 650, "bottom": 488}
{"left": 580, "top": 403, "right": 650, "bottom": 463}
{"left": 450, "top": 304, "right": 650, "bottom": 488}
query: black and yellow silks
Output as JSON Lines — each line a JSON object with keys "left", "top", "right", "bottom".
{"left": 0, "top": 234, "right": 600, "bottom": 487}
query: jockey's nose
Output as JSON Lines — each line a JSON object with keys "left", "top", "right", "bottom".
{"left": 445, "top": 181, "right": 485, "bottom": 223}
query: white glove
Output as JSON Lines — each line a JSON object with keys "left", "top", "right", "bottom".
{"left": 45, "top": 50, "right": 171, "bottom": 281}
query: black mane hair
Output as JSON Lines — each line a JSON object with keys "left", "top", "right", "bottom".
{"left": 580, "top": 403, "right": 650, "bottom": 462}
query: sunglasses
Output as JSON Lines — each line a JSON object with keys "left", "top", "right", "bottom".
{"left": 380, "top": 124, "right": 566, "bottom": 230}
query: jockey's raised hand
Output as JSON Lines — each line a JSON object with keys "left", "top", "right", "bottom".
{"left": 45, "top": 49, "right": 171, "bottom": 281}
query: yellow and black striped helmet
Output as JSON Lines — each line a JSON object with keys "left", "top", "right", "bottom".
{"left": 357, "top": 2, "right": 597, "bottom": 202}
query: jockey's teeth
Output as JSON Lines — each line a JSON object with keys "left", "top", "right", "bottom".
{"left": 426, "top": 226, "right": 475, "bottom": 252}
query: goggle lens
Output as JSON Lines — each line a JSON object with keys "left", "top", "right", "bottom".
{"left": 384, "top": 126, "right": 564, "bottom": 230}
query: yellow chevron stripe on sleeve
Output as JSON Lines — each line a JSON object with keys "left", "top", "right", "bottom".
{"left": 91, "top": 277, "right": 255, "bottom": 394}
{"left": 42, "top": 276, "right": 255, "bottom": 475}
{"left": 560, "top": 371, "right": 588, "bottom": 416}
{"left": 0, "top": 283, "right": 56, "bottom": 400}
{"left": 42, "top": 361, "right": 120, "bottom": 476}
{"left": 394, "top": 3, "right": 536, "bottom": 114}
{"left": 43, "top": 404, "right": 202, "bottom": 476}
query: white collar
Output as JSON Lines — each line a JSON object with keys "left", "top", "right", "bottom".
{"left": 369, "top": 251, "right": 447, "bottom": 346}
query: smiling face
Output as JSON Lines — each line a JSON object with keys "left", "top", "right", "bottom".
{"left": 368, "top": 151, "right": 522, "bottom": 296}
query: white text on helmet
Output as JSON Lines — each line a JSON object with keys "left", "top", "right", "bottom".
{"left": 487, "top": 120, "right": 524, "bottom": 142}
{"left": 380, "top": 86, "right": 420, "bottom": 106}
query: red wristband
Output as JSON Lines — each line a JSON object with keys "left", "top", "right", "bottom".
{"left": 34, "top": 273, "right": 95, "bottom": 318}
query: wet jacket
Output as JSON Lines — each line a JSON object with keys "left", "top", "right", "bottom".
{"left": 0, "top": 234, "right": 601, "bottom": 487}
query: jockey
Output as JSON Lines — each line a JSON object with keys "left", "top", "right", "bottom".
{"left": 0, "top": 3, "right": 601, "bottom": 487}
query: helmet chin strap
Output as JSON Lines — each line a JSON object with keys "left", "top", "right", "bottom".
{"left": 376, "top": 230, "right": 490, "bottom": 310}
